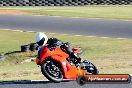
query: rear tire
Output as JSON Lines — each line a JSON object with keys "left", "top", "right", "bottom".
{"left": 91, "top": 65, "right": 99, "bottom": 74}
{"left": 41, "top": 60, "right": 63, "bottom": 82}
{"left": 83, "top": 60, "right": 99, "bottom": 74}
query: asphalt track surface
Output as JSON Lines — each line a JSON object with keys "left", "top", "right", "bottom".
{"left": 0, "top": 78, "right": 132, "bottom": 88}
{"left": 0, "top": 14, "right": 132, "bottom": 38}
{"left": 0, "top": 14, "right": 132, "bottom": 88}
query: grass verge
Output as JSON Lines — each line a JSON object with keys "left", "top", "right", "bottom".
{"left": 0, "top": 6, "right": 132, "bottom": 20}
{"left": 0, "top": 29, "right": 132, "bottom": 81}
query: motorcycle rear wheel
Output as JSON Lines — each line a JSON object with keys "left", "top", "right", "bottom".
{"left": 82, "top": 60, "right": 99, "bottom": 74}
{"left": 41, "top": 60, "right": 63, "bottom": 83}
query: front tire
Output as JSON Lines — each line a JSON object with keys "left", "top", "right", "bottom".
{"left": 41, "top": 60, "right": 63, "bottom": 83}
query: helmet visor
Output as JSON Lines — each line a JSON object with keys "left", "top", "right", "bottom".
{"left": 37, "top": 37, "right": 45, "bottom": 46}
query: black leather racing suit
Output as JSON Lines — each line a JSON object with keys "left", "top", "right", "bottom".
{"left": 47, "top": 38, "right": 81, "bottom": 64}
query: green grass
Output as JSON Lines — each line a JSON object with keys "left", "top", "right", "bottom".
{"left": 0, "top": 6, "right": 132, "bottom": 20}
{"left": 0, "top": 63, "right": 45, "bottom": 81}
{"left": 0, "top": 29, "right": 132, "bottom": 81}
{"left": 0, "top": 30, "right": 35, "bottom": 53}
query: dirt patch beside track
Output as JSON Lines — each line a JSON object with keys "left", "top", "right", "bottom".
{"left": 0, "top": 10, "right": 28, "bottom": 15}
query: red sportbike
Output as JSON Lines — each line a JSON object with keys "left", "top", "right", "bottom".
{"left": 36, "top": 46, "right": 99, "bottom": 82}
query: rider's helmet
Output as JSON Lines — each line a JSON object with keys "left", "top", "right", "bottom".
{"left": 36, "top": 32, "right": 48, "bottom": 46}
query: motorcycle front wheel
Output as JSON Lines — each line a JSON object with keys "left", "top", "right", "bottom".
{"left": 41, "top": 60, "right": 63, "bottom": 82}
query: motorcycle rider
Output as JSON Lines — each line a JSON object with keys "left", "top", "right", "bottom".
{"left": 36, "top": 32, "right": 81, "bottom": 64}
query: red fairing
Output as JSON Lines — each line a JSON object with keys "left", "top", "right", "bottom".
{"left": 37, "top": 46, "right": 85, "bottom": 79}
{"left": 39, "top": 47, "right": 51, "bottom": 64}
